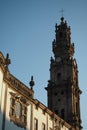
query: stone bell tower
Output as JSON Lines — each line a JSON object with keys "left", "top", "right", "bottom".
{"left": 45, "top": 17, "right": 82, "bottom": 130}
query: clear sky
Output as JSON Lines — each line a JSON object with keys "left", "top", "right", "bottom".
{"left": 0, "top": 0, "right": 87, "bottom": 129}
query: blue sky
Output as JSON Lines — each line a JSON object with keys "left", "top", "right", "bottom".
{"left": 0, "top": 0, "right": 87, "bottom": 129}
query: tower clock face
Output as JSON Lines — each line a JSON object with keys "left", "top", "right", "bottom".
{"left": 56, "top": 57, "right": 61, "bottom": 62}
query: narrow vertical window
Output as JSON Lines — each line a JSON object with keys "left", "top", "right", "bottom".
{"left": 61, "top": 109, "right": 65, "bottom": 119}
{"left": 34, "top": 118, "right": 38, "bottom": 130}
{"left": 42, "top": 123, "right": 45, "bottom": 130}
{"left": 57, "top": 73, "right": 61, "bottom": 80}
{"left": 59, "top": 32, "right": 63, "bottom": 38}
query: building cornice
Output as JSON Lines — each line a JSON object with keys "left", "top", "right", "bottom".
{"left": 4, "top": 73, "right": 34, "bottom": 98}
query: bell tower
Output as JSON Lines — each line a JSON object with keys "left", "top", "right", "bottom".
{"left": 45, "top": 17, "right": 82, "bottom": 130}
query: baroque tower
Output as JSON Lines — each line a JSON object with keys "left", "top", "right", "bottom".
{"left": 45, "top": 17, "right": 82, "bottom": 130}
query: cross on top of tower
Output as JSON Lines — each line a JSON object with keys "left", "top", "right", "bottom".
{"left": 60, "top": 8, "right": 64, "bottom": 17}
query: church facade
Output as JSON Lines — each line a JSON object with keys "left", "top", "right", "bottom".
{"left": 0, "top": 17, "right": 82, "bottom": 130}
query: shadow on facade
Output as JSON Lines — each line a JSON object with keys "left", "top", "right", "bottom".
{"left": 0, "top": 111, "right": 28, "bottom": 130}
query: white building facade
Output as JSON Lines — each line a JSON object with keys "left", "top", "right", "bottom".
{"left": 0, "top": 51, "right": 75, "bottom": 130}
